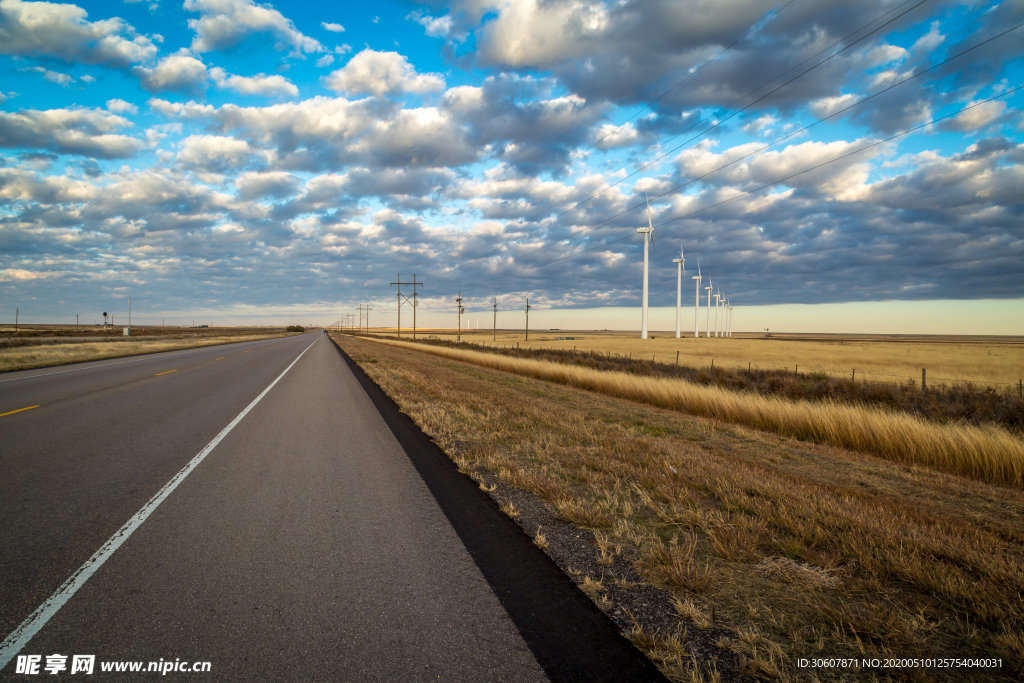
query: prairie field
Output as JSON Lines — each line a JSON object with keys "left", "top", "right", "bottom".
{"left": 333, "top": 334, "right": 1024, "bottom": 682}
{"left": 367, "top": 337, "right": 1024, "bottom": 488}
{"left": 0, "top": 327, "right": 297, "bottom": 372}
{"left": 386, "top": 329, "right": 1024, "bottom": 389}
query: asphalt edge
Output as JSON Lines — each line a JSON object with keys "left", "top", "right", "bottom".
{"left": 327, "top": 333, "right": 669, "bottom": 683}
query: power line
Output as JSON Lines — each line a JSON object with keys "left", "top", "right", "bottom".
{"left": 439, "top": 20, "right": 1022, "bottom": 287}
{"left": 449, "top": 86, "right": 1023, "bottom": 293}
{"left": 435, "top": 0, "right": 930, "bottom": 284}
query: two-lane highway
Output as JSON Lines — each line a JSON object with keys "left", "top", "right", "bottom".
{"left": 1, "top": 333, "right": 552, "bottom": 681}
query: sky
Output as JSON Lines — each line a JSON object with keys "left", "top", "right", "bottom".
{"left": 1, "top": 0, "right": 1022, "bottom": 331}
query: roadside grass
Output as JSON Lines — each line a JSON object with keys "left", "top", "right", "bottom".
{"left": 0, "top": 332, "right": 298, "bottom": 373}
{"left": 366, "top": 337, "right": 1024, "bottom": 488}
{"left": 334, "top": 335, "right": 1024, "bottom": 682}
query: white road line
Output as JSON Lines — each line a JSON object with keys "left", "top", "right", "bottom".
{"left": 0, "top": 334, "right": 307, "bottom": 384}
{"left": 0, "top": 334, "right": 321, "bottom": 672}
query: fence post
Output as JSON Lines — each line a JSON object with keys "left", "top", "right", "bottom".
{"left": 795, "top": 364, "right": 798, "bottom": 376}
{"left": 922, "top": 368, "right": 927, "bottom": 393}
{"left": 676, "top": 351, "right": 679, "bottom": 366}
{"left": 852, "top": 368, "right": 855, "bottom": 382}
{"left": 1019, "top": 379, "right": 1021, "bottom": 398}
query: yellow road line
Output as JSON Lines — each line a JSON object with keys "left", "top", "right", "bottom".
{"left": 244, "top": 350, "right": 250, "bottom": 353}
{"left": 0, "top": 405, "right": 39, "bottom": 418}
{"left": 216, "top": 357, "right": 226, "bottom": 360}
{"left": 155, "top": 369, "right": 177, "bottom": 376}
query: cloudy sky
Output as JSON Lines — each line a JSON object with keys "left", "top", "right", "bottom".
{"left": 1, "top": 0, "right": 1022, "bottom": 330}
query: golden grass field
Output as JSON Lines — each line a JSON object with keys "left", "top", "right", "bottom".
{"left": 334, "top": 334, "right": 1024, "bottom": 682}
{"left": 368, "top": 337, "right": 1024, "bottom": 488}
{"left": 378, "top": 329, "right": 1024, "bottom": 389}
{"left": 0, "top": 331, "right": 297, "bottom": 372}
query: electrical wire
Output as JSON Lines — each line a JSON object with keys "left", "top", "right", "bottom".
{"left": 434, "top": 0, "right": 931, "bottom": 283}
{"left": 439, "top": 21, "right": 1023, "bottom": 287}
{"left": 432, "top": 0, "right": 929, "bottom": 282}
{"left": 448, "top": 85, "right": 1022, "bottom": 293}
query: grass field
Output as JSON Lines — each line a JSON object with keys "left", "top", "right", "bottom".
{"left": 379, "top": 329, "right": 1024, "bottom": 390}
{"left": 0, "top": 327, "right": 298, "bottom": 372}
{"left": 334, "top": 334, "right": 1024, "bottom": 682}
{"left": 366, "top": 338, "right": 1024, "bottom": 488}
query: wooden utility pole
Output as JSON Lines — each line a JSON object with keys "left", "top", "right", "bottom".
{"left": 456, "top": 292, "right": 465, "bottom": 342}
{"left": 493, "top": 297, "right": 497, "bottom": 342}
{"left": 525, "top": 298, "right": 531, "bottom": 342}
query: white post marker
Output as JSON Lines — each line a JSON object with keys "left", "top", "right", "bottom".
{"left": 0, "top": 334, "right": 321, "bottom": 672}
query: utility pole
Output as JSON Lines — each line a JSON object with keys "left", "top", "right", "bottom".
{"left": 128, "top": 297, "right": 131, "bottom": 336}
{"left": 493, "top": 297, "right": 497, "bottom": 342}
{"left": 15, "top": 307, "right": 18, "bottom": 331}
{"left": 456, "top": 292, "right": 464, "bottom": 342}
{"left": 525, "top": 298, "right": 531, "bottom": 342}
{"left": 391, "top": 274, "right": 424, "bottom": 338}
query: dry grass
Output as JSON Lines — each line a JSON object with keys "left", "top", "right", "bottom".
{"left": 400, "top": 329, "right": 1024, "bottom": 387}
{"left": 367, "top": 337, "right": 1024, "bottom": 488}
{"left": 0, "top": 332, "right": 296, "bottom": 372}
{"left": 336, "top": 334, "right": 1024, "bottom": 681}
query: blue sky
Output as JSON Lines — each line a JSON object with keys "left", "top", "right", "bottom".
{"left": 1, "top": 0, "right": 1022, "bottom": 330}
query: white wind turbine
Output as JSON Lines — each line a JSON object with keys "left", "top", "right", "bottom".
{"left": 705, "top": 279, "right": 713, "bottom": 338}
{"left": 692, "top": 258, "right": 702, "bottom": 338}
{"left": 637, "top": 187, "right": 655, "bottom": 339}
{"left": 673, "top": 245, "right": 685, "bottom": 339}
{"left": 713, "top": 287, "right": 721, "bottom": 338}
{"left": 728, "top": 300, "right": 733, "bottom": 337}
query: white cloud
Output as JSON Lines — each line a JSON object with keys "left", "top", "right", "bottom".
{"left": 80, "top": 74, "right": 95, "bottom": 83}
{"left": 177, "top": 134, "right": 259, "bottom": 171}
{"left": 210, "top": 67, "right": 298, "bottom": 97}
{"left": 334, "top": 44, "right": 351, "bottom": 55}
{"left": 106, "top": 99, "right": 138, "bottom": 115}
{"left": 315, "top": 54, "right": 335, "bottom": 68}
{"left": 23, "top": 66, "right": 75, "bottom": 86}
{"left": 938, "top": 100, "right": 1008, "bottom": 133}
{"left": 183, "top": 0, "right": 323, "bottom": 54}
{"left": 912, "top": 21, "right": 945, "bottom": 55}
{"left": 132, "top": 49, "right": 208, "bottom": 95}
{"left": 235, "top": 170, "right": 300, "bottom": 200}
{"left": 407, "top": 11, "right": 459, "bottom": 40}
{"left": 0, "top": 0, "right": 157, "bottom": 67}
{"left": 321, "top": 22, "right": 344, "bottom": 32}
{"left": 323, "top": 49, "right": 444, "bottom": 97}
{"left": 809, "top": 94, "right": 862, "bottom": 120}
{"left": 0, "top": 106, "right": 141, "bottom": 158}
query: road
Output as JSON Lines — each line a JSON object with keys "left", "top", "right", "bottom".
{"left": 0, "top": 332, "right": 664, "bottom": 681}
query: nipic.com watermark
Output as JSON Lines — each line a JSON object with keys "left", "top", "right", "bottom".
{"left": 14, "top": 655, "right": 211, "bottom": 675}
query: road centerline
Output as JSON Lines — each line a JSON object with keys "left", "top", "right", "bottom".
{"left": 0, "top": 405, "right": 39, "bottom": 418}
{"left": 0, "top": 335, "right": 321, "bottom": 673}
{"left": 155, "top": 370, "right": 177, "bottom": 376}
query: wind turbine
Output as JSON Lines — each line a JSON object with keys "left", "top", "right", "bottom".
{"left": 705, "top": 279, "right": 713, "bottom": 338}
{"left": 692, "top": 259, "right": 702, "bottom": 338}
{"left": 713, "top": 287, "right": 721, "bottom": 338}
{"left": 673, "top": 246, "right": 685, "bottom": 339}
{"left": 637, "top": 187, "right": 655, "bottom": 339}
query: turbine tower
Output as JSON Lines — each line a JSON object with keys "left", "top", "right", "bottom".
{"left": 692, "top": 259, "right": 702, "bottom": 338}
{"left": 673, "top": 246, "right": 685, "bottom": 339}
{"left": 713, "top": 288, "right": 721, "bottom": 338}
{"left": 637, "top": 188, "right": 655, "bottom": 339}
{"left": 705, "top": 279, "right": 713, "bottom": 338}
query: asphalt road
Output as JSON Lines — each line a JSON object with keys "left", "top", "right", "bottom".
{"left": 0, "top": 332, "right": 666, "bottom": 681}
